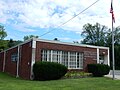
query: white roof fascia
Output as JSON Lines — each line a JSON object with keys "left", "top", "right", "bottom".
{"left": 0, "top": 38, "right": 109, "bottom": 53}
{"left": 35, "top": 38, "right": 109, "bottom": 50}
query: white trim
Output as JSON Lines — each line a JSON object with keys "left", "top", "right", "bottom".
{"left": 68, "top": 52, "right": 70, "bottom": 69}
{"left": 97, "top": 48, "right": 99, "bottom": 64}
{"left": 76, "top": 52, "right": 77, "bottom": 68}
{"left": 107, "top": 49, "right": 110, "bottom": 66}
{"left": 30, "top": 40, "right": 36, "bottom": 80}
{"left": 60, "top": 51, "right": 62, "bottom": 64}
{"left": 16, "top": 46, "right": 20, "bottom": 78}
{"left": 34, "top": 38, "right": 109, "bottom": 49}
{"left": 51, "top": 50, "right": 53, "bottom": 62}
{"left": 32, "top": 40, "right": 36, "bottom": 48}
{"left": 3, "top": 51, "right": 6, "bottom": 72}
{"left": 47, "top": 51, "right": 49, "bottom": 61}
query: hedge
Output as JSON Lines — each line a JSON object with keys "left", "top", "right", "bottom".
{"left": 87, "top": 64, "right": 110, "bottom": 77}
{"left": 33, "top": 61, "right": 68, "bottom": 81}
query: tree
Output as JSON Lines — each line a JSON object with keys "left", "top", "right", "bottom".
{"left": 8, "top": 39, "right": 23, "bottom": 48}
{"left": 113, "top": 26, "right": 120, "bottom": 44}
{"left": 0, "top": 25, "right": 7, "bottom": 51}
{"left": 81, "top": 23, "right": 109, "bottom": 46}
{"left": 23, "top": 35, "right": 39, "bottom": 41}
{"left": 105, "top": 26, "right": 120, "bottom": 46}
{"left": 81, "top": 23, "right": 120, "bottom": 70}
{"left": 0, "top": 40, "right": 9, "bottom": 52}
{"left": 0, "top": 25, "right": 7, "bottom": 40}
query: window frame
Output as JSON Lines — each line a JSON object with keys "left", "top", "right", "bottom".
{"left": 11, "top": 53, "right": 18, "bottom": 62}
{"left": 41, "top": 49, "right": 83, "bottom": 69}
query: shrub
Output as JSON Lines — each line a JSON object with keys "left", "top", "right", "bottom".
{"left": 87, "top": 64, "right": 110, "bottom": 77}
{"left": 33, "top": 61, "right": 68, "bottom": 81}
{"left": 64, "top": 71, "right": 92, "bottom": 79}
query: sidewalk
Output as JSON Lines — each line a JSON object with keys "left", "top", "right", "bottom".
{"left": 105, "top": 75, "right": 120, "bottom": 80}
{"left": 105, "top": 70, "right": 120, "bottom": 80}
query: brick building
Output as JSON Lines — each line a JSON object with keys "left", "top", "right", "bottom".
{"left": 0, "top": 38, "right": 110, "bottom": 80}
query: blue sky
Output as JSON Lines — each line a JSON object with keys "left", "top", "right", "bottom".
{"left": 0, "top": 0, "right": 120, "bottom": 42}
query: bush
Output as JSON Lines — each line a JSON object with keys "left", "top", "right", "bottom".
{"left": 87, "top": 64, "right": 110, "bottom": 77}
{"left": 33, "top": 61, "right": 68, "bottom": 81}
{"left": 64, "top": 71, "right": 92, "bottom": 79}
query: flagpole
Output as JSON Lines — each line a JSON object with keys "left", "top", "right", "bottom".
{"left": 111, "top": 0, "right": 115, "bottom": 80}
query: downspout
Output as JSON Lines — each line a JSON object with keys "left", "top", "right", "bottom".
{"left": 16, "top": 45, "right": 20, "bottom": 78}
{"left": 3, "top": 51, "right": 6, "bottom": 72}
{"left": 30, "top": 39, "right": 36, "bottom": 80}
{"left": 97, "top": 48, "right": 99, "bottom": 64}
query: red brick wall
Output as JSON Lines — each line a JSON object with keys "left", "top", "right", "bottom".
{"left": 5, "top": 47, "right": 18, "bottom": 76}
{"left": 0, "top": 52, "right": 4, "bottom": 72}
{"left": 2, "top": 41, "right": 32, "bottom": 79}
{"left": 19, "top": 41, "right": 32, "bottom": 80}
{"left": 35, "top": 41, "right": 98, "bottom": 71}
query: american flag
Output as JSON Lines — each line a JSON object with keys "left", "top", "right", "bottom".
{"left": 110, "top": 1, "right": 115, "bottom": 23}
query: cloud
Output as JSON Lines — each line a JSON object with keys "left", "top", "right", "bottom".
{"left": 13, "top": 24, "right": 36, "bottom": 32}
{"left": 0, "top": 0, "right": 120, "bottom": 34}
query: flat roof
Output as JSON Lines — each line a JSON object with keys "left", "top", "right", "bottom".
{"left": 34, "top": 38, "right": 109, "bottom": 49}
{"left": 0, "top": 38, "right": 109, "bottom": 53}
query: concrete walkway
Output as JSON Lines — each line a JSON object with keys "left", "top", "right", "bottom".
{"left": 105, "top": 70, "right": 120, "bottom": 80}
{"left": 105, "top": 75, "right": 120, "bottom": 80}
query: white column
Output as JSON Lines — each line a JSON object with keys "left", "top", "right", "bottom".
{"left": 51, "top": 50, "right": 53, "bottom": 62}
{"left": 68, "top": 52, "right": 70, "bottom": 69}
{"left": 60, "top": 51, "right": 62, "bottom": 64}
{"left": 76, "top": 52, "right": 77, "bottom": 68}
{"left": 3, "top": 51, "right": 6, "bottom": 72}
{"left": 16, "top": 46, "right": 20, "bottom": 78}
{"left": 107, "top": 48, "right": 110, "bottom": 66}
{"left": 97, "top": 48, "right": 99, "bottom": 64}
{"left": 30, "top": 40, "right": 36, "bottom": 80}
{"left": 47, "top": 50, "right": 49, "bottom": 61}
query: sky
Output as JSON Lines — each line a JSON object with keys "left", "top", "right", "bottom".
{"left": 0, "top": 0, "right": 120, "bottom": 42}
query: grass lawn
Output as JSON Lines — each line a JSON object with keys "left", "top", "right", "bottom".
{"left": 0, "top": 72, "right": 120, "bottom": 90}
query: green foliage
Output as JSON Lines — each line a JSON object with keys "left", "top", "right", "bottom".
{"left": 8, "top": 39, "right": 23, "bottom": 48}
{"left": 87, "top": 64, "right": 110, "bottom": 77}
{"left": 0, "top": 40, "right": 9, "bottom": 51}
{"left": 0, "top": 39, "right": 23, "bottom": 52}
{"left": 23, "top": 35, "right": 39, "bottom": 41}
{"left": 64, "top": 71, "right": 92, "bottom": 79}
{"left": 0, "top": 25, "right": 7, "bottom": 40}
{"left": 81, "top": 23, "right": 108, "bottom": 46}
{"left": 8, "top": 39, "right": 15, "bottom": 48}
{"left": 114, "top": 45, "right": 120, "bottom": 70}
{"left": 33, "top": 61, "right": 68, "bottom": 81}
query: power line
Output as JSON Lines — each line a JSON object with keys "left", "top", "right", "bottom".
{"left": 40, "top": 0, "right": 100, "bottom": 37}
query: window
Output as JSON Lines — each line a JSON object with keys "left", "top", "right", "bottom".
{"left": 61, "top": 51, "right": 68, "bottom": 67}
{"left": 69, "top": 52, "right": 76, "bottom": 68}
{"left": 77, "top": 53, "right": 83, "bottom": 68}
{"left": 41, "top": 50, "right": 47, "bottom": 61}
{"left": 41, "top": 49, "right": 83, "bottom": 69}
{"left": 41, "top": 50, "right": 51, "bottom": 62}
{"left": 11, "top": 53, "right": 18, "bottom": 61}
{"left": 52, "top": 50, "right": 61, "bottom": 63}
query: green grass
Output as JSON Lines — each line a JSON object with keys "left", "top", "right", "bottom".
{"left": 0, "top": 72, "right": 120, "bottom": 90}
